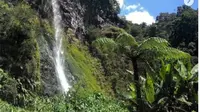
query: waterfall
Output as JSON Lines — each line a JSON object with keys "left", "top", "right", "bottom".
{"left": 52, "top": 0, "right": 71, "bottom": 92}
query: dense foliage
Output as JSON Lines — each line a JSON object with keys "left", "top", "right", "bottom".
{"left": 0, "top": 1, "right": 42, "bottom": 106}
{"left": 120, "top": 5, "right": 198, "bottom": 61}
{"left": 0, "top": 0, "right": 198, "bottom": 112}
{"left": 91, "top": 25, "right": 194, "bottom": 112}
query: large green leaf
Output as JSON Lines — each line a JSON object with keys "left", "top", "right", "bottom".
{"left": 145, "top": 73, "right": 155, "bottom": 103}
{"left": 129, "top": 83, "right": 137, "bottom": 100}
{"left": 174, "top": 61, "right": 188, "bottom": 80}
{"left": 191, "top": 64, "right": 198, "bottom": 75}
{"left": 160, "top": 61, "right": 171, "bottom": 81}
{"left": 189, "top": 64, "right": 198, "bottom": 81}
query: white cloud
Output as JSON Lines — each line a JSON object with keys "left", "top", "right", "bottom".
{"left": 117, "top": 2, "right": 155, "bottom": 25}
{"left": 122, "top": 3, "right": 155, "bottom": 25}
{"left": 140, "top": 7, "right": 144, "bottom": 10}
{"left": 116, "top": 0, "right": 124, "bottom": 8}
{"left": 125, "top": 3, "right": 140, "bottom": 11}
{"left": 125, "top": 10, "right": 155, "bottom": 25}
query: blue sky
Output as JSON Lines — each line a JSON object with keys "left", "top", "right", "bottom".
{"left": 117, "top": 0, "right": 198, "bottom": 25}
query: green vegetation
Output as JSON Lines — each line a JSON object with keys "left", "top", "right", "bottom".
{"left": 0, "top": 71, "right": 127, "bottom": 112}
{"left": 92, "top": 26, "right": 192, "bottom": 111}
{"left": 0, "top": 0, "right": 198, "bottom": 112}
{"left": 125, "top": 6, "right": 198, "bottom": 59}
{"left": 0, "top": 1, "right": 42, "bottom": 105}
{"left": 28, "top": 93, "right": 128, "bottom": 112}
{"left": 65, "top": 93, "right": 128, "bottom": 112}
{"left": 0, "top": 99, "right": 28, "bottom": 112}
{"left": 127, "top": 61, "right": 198, "bottom": 112}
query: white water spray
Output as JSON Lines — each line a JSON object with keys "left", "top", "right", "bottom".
{"left": 52, "top": 0, "right": 71, "bottom": 92}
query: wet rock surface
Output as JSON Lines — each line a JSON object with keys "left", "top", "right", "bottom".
{"left": 37, "top": 34, "right": 64, "bottom": 95}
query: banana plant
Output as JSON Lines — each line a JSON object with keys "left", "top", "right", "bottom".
{"left": 128, "top": 61, "right": 198, "bottom": 112}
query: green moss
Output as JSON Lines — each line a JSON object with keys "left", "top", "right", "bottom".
{"left": 68, "top": 45, "right": 101, "bottom": 91}
{"left": 62, "top": 30, "right": 109, "bottom": 96}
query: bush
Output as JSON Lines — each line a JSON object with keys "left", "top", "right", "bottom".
{"left": 0, "top": 1, "right": 41, "bottom": 93}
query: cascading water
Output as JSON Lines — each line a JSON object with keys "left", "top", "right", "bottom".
{"left": 52, "top": 0, "right": 71, "bottom": 93}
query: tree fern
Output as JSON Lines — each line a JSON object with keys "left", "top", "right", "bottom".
{"left": 137, "top": 37, "right": 191, "bottom": 61}
{"left": 92, "top": 31, "right": 192, "bottom": 112}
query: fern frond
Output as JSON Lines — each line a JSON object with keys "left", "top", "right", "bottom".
{"left": 138, "top": 37, "right": 169, "bottom": 50}
{"left": 92, "top": 37, "right": 117, "bottom": 51}
{"left": 115, "top": 32, "right": 138, "bottom": 47}
{"left": 162, "top": 47, "right": 191, "bottom": 60}
{"left": 138, "top": 37, "right": 191, "bottom": 61}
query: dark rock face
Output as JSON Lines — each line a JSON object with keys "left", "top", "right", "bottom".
{"left": 59, "top": 0, "right": 86, "bottom": 40}
{"left": 24, "top": 0, "right": 86, "bottom": 40}
{"left": 37, "top": 35, "right": 62, "bottom": 95}
{"left": 25, "top": 0, "right": 119, "bottom": 38}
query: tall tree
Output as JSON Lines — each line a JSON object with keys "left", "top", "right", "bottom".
{"left": 169, "top": 6, "right": 198, "bottom": 56}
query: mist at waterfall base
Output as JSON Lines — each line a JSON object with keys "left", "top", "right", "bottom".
{"left": 52, "top": 0, "right": 71, "bottom": 93}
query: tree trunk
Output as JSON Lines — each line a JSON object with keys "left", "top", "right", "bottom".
{"left": 131, "top": 58, "right": 143, "bottom": 112}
